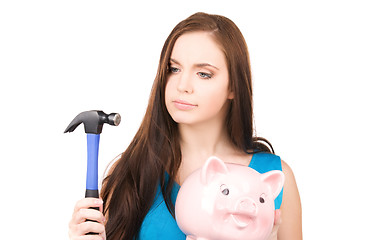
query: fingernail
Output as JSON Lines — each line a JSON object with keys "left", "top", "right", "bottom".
{"left": 95, "top": 199, "right": 103, "bottom": 205}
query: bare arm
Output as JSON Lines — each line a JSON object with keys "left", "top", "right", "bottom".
{"left": 278, "top": 160, "right": 302, "bottom": 239}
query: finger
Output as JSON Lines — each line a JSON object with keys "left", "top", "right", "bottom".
{"left": 77, "top": 221, "right": 105, "bottom": 236}
{"left": 69, "top": 223, "right": 104, "bottom": 240}
{"left": 73, "top": 234, "right": 105, "bottom": 240}
{"left": 274, "top": 209, "right": 282, "bottom": 225}
{"left": 100, "top": 231, "right": 106, "bottom": 240}
{"left": 73, "top": 208, "right": 105, "bottom": 225}
{"left": 74, "top": 198, "right": 103, "bottom": 213}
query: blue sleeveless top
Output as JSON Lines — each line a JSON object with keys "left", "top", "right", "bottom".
{"left": 139, "top": 152, "right": 283, "bottom": 239}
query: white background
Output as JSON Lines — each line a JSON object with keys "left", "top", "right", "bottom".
{"left": 1, "top": 0, "right": 371, "bottom": 239}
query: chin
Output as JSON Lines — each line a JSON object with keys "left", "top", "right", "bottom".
{"left": 170, "top": 116, "right": 194, "bottom": 125}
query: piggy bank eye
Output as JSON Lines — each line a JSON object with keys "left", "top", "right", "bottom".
{"left": 259, "top": 194, "right": 266, "bottom": 203}
{"left": 220, "top": 184, "right": 229, "bottom": 196}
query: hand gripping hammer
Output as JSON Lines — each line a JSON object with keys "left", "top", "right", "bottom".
{"left": 64, "top": 110, "right": 121, "bottom": 199}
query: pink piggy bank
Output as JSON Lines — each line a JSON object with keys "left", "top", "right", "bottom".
{"left": 175, "top": 156, "right": 285, "bottom": 240}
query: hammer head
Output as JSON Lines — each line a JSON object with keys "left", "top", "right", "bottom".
{"left": 64, "top": 110, "right": 121, "bottom": 134}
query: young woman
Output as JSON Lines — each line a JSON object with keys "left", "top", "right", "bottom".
{"left": 69, "top": 12, "right": 302, "bottom": 240}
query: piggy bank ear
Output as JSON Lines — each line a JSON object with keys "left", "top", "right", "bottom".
{"left": 261, "top": 170, "right": 285, "bottom": 198}
{"left": 201, "top": 156, "right": 228, "bottom": 185}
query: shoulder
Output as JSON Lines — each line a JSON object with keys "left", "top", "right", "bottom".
{"left": 280, "top": 159, "right": 301, "bottom": 202}
{"left": 281, "top": 159, "right": 294, "bottom": 181}
{"left": 280, "top": 159, "right": 300, "bottom": 203}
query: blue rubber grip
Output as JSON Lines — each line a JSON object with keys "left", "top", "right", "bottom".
{"left": 86, "top": 133, "right": 100, "bottom": 191}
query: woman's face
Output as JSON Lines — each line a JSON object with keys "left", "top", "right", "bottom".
{"left": 165, "top": 31, "right": 233, "bottom": 126}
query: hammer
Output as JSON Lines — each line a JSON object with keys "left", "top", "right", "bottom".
{"left": 64, "top": 110, "right": 121, "bottom": 199}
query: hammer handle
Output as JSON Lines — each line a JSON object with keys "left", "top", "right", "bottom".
{"left": 85, "top": 192, "right": 100, "bottom": 235}
{"left": 86, "top": 134, "right": 100, "bottom": 193}
{"left": 85, "top": 189, "right": 99, "bottom": 198}
{"left": 85, "top": 134, "right": 100, "bottom": 235}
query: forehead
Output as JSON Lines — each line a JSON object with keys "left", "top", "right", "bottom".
{"left": 171, "top": 31, "right": 226, "bottom": 68}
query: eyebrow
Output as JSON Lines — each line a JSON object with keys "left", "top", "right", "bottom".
{"left": 170, "top": 58, "right": 220, "bottom": 70}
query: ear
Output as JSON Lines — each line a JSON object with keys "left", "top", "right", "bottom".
{"left": 227, "top": 90, "right": 234, "bottom": 100}
{"left": 261, "top": 170, "right": 285, "bottom": 198}
{"left": 201, "top": 156, "right": 229, "bottom": 185}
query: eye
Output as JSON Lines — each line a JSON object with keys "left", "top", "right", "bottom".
{"left": 220, "top": 184, "right": 229, "bottom": 196}
{"left": 259, "top": 194, "right": 266, "bottom": 203}
{"left": 197, "top": 72, "right": 212, "bottom": 79}
{"left": 169, "top": 66, "right": 180, "bottom": 73}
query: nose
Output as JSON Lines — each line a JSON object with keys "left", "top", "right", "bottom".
{"left": 236, "top": 197, "right": 257, "bottom": 218}
{"left": 177, "top": 71, "right": 193, "bottom": 94}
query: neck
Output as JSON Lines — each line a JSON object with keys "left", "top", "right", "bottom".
{"left": 178, "top": 119, "right": 235, "bottom": 160}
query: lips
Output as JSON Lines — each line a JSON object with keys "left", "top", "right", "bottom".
{"left": 173, "top": 99, "right": 197, "bottom": 110}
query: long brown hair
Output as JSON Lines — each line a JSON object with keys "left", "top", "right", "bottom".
{"left": 101, "top": 12, "right": 274, "bottom": 240}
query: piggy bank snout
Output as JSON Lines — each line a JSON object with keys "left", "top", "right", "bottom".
{"left": 230, "top": 197, "right": 258, "bottom": 228}
{"left": 235, "top": 197, "right": 257, "bottom": 217}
